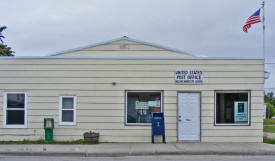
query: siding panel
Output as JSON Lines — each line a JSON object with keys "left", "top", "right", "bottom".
{"left": 0, "top": 84, "right": 264, "bottom": 90}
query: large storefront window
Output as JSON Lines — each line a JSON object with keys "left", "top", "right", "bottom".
{"left": 215, "top": 91, "right": 250, "bottom": 125}
{"left": 126, "top": 91, "right": 162, "bottom": 125}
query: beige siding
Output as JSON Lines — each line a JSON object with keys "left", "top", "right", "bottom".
{"left": 0, "top": 59, "right": 264, "bottom": 142}
{"left": 55, "top": 40, "right": 192, "bottom": 57}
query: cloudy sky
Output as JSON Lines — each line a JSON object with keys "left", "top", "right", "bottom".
{"left": 1, "top": 0, "right": 275, "bottom": 89}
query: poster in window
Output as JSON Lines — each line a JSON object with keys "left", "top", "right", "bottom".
{"left": 135, "top": 101, "right": 149, "bottom": 110}
{"left": 234, "top": 101, "right": 248, "bottom": 122}
{"left": 148, "top": 100, "right": 160, "bottom": 107}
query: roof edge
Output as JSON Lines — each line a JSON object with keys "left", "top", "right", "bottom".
{"left": 0, "top": 56, "right": 264, "bottom": 60}
{"left": 48, "top": 36, "right": 195, "bottom": 57}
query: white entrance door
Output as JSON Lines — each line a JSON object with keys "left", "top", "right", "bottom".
{"left": 178, "top": 92, "right": 200, "bottom": 141}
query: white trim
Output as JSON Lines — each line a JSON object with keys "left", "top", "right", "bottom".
{"left": 59, "top": 96, "right": 77, "bottom": 126}
{"left": 3, "top": 92, "right": 27, "bottom": 128}
{"left": 125, "top": 90, "right": 163, "bottom": 126}
{"left": 214, "top": 90, "right": 250, "bottom": 126}
{"left": 0, "top": 56, "right": 264, "bottom": 60}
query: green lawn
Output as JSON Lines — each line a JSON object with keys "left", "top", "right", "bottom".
{"left": 264, "top": 119, "right": 275, "bottom": 125}
{"left": 0, "top": 139, "right": 84, "bottom": 144}
{"left": 264, "top": 136, "right": 275, "bottom": 144}
{"left": 264, "top": 126, "right": 275, "bottom": 133}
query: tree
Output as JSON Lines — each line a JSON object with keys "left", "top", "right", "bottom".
{"left": 0, "top": 26, "right": 14, "bottom": 56}
{"left": 0, "top": 26, "right": 6, "bottom": 43}
{"left": 265, "top": 92, "right": 275, "bottom": 119}
{"left": 265, "top": 92, "right": 274, "bottom": 104}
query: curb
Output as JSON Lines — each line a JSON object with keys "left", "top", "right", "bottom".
{"left": 1, "top": 151, "right": 275, "bottom": 157}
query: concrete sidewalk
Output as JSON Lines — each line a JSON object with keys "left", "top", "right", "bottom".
{"left": 0, "top": 143, "right": 275, "bottom": 157}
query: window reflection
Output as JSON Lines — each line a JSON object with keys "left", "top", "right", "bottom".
{"left": 127, "top": 91, "right": 162, "bottom": 124}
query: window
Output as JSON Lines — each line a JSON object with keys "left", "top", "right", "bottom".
{"left": 215, "top": 91, "right": 250, "bottom": 125}
{"left": 59, "top": 96, "right": 76, "bottom": 125}
{"left": 3, "top": 92, "right": 27, "bottom": 128}
{"left": 126, "top": 91, "right": 162, "bottom": 125}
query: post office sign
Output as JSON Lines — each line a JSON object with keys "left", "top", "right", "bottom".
{"left": 175, "top": 70, "right": 203, "bottom": 84}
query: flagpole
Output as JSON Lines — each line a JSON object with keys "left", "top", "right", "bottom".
{"left": 262, "top": 0, "right": 267, "bottom": 93}
{"left": 262, "top": 0, "right": 265, "bottom": 59}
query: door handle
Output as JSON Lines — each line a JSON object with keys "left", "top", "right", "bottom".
{"left": 178, "top": 119, "right": 182, "bottom": 122}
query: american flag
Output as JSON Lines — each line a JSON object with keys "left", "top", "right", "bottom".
{"left": 243, "top": 9, "right": 261, "bottom": 33}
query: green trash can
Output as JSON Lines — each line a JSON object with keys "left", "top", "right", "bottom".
{"left": 44, "top": 118, "right": 54, "bottom": 144}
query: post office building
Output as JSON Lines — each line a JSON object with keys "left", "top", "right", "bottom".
{"left": 0, "top": 36, "right": 264, "bottom": 142}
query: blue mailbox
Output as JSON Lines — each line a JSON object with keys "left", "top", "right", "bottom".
{"left": 151, "top": 112, "right": 166, "bottom": 143}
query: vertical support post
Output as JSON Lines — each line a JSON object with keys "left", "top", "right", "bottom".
{"left": 268, "top": 103, "right": 270, "bottom": 119}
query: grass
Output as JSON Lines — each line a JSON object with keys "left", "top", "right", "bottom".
{"left": 0, "top": 139, "right": 44, "bottom": 144}
{"left": 52, "top": 139, "right": 84, "bottom": 144}
{"left": 264, "top": 119, "right": 275, "bottom": 125}
{"left": 264, "top": 126, "right": 275, "bottom": 133}
{"left": 0, "top": 139, "right": 84, "bottom": 144}
{"left": 264, "top": 136, "right": 275, "bottom": 144}
{"left": 263, "top": 119, "right": 275, "bottom": 144}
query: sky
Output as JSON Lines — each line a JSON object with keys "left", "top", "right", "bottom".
{"left": 1, "top": 0, "right": 275, "bottom": 90}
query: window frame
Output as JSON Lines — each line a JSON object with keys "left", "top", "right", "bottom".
{"left": 214, "top": 90, "right": 250, "bottom": 126}
{"left": 125, "top": 90, "right": 163, "bottom": 126}
{"left": 59, "top": 96, "right": 77, "bottom": 126}
{"left": 3, "top": 92, "right": 27, "bottom": 128}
